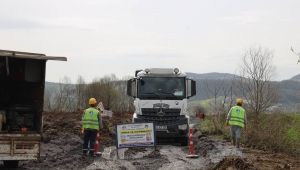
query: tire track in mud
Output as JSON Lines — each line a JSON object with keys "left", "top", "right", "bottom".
{"left": 83, "top": 117, "right": 235, "bottom": 170}
{"left": 85, "top": 146, "right": 170, "bottom": 170}
{"left": 158, "top": 145, "right": 208, "bottom": 170}
{"left": 82, "top": 137, "right": 238, "bottom": 170}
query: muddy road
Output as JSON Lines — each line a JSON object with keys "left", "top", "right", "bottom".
{"left": 2, "top": 111, "right": 300, "bottom": 170}
{"left": 19, "top": 134, "right": 248, "bottom": 170}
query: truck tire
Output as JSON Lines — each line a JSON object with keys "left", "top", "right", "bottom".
{"left": 3, "top": 160, "right": 19, "bottom": 168}
{"left": 180, "top": 137, "right": 189, "bottom": 146}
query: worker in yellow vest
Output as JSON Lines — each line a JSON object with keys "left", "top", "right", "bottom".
{"left": 226, "top": 98, "right": 247, "bottom": 149}
{"left": 82, "top": 98, "right": 103, "bottom": 157}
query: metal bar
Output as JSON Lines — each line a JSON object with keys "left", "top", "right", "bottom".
{"left": 0, "top": 54, "right": 67, "bottom": 61}
{"left": 5, "top": 56, "right": 9, "bottom": 75}
{"left": 0, "top": 49, "right": 45, "bottom": 56}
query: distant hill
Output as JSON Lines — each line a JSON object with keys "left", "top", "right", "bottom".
{"left": 45, "top": 72, "right": 300, "bottom": 112}
{"left": 290, "top": 74, "right": 300, "bottom": 81}
{"left": 45, "top": 81, "right": 60, "bottom": 88}
{"left": 186, "top": 72, "right": 238, "bottom": 80}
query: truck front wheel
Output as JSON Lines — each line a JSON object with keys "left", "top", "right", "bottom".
{"left": 180, "top": 137, "right": 189, "bottom": 146}
{"left": 3, "top": 160, "right": 19, "bottom": 168}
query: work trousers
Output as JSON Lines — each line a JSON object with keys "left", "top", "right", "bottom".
{"left": 230, "top": 125, "right": 242, "bottom": 138}
{"left": 82, "top": 129, "right": 97, "bottom": 155}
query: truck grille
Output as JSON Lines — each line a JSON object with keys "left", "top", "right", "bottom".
{"left": 141, "top": 108, "right": 181, "bottom": 125}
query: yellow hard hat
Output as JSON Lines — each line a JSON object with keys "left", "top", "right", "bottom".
{"left": 236, "top": 98, "right": 243, "bottom": 104}
{"left": 89, "top": 98, "right": 97, "bottom": 105}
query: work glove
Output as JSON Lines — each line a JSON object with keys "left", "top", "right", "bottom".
{"left": 81, "top": 128, "right": 84, "bottom": 134}
{"left": 244, "top": 125, "right": 247, "bottom": 131}
{"left": 225, "top": 121, "right": 229, "bottom": 127}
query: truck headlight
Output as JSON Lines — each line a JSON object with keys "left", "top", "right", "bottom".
{"left": 135, "top": 106, "right": 141, "bottom": 115}
{"left": 178, "top": 124, "right": 187, "bottom": 130}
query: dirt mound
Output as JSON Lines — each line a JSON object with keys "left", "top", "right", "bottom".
{"left": 19, "top": 110, "right": 133, "bottom": 169}
{"left": 192, "top": 130, "right": 217, "bottom": 157}
{"left": 242, "top": 148, "right": 300, "bottom": 170}
{"left": 209, "top": 156, "right": 257, "bottom": 170}
{"left": 42, "top": 111, "right": 132, "bottom": 146}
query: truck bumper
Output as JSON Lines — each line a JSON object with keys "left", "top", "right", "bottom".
{"left": 133, "top": 114, "right": 189, "bottom": 138}
{"left": 0, "top": 133, "right": 40, "bottom": 161}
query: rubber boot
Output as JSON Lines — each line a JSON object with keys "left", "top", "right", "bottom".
{"left": 232, "top": 137, "right": 236, "bottom": 146}
{"left": 236, "top": 138, "right": 240, "bottom": 148}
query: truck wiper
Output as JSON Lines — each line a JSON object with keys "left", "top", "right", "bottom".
{"left": 155, "top": 92, "right": 178, "bottom": 99}
{"left": 142, "top": 93, "right": 161, "bottom": 99}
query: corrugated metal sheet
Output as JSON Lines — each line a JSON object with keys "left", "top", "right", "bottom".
{"left": 0, "top": 49, "right": 67, "bottom": 61}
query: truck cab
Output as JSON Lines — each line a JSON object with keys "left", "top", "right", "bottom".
{"left": 0, "top": 50, "right": 66, "bottom": 168}
{"left": 127, "top": 68, "right": 196, "bottom": 146}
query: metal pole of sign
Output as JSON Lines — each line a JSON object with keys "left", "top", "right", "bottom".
{"left": 115, "top": 124, "right": 119, "bottom": 159}
{"left": 116, "top": 148, "right": 119, "bottom": 159}
{"left": 154, "top": 123, "right": 156, "bottom": 155}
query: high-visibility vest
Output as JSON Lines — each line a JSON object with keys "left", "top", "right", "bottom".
{"left": 229, "top": 106, "right": 245, "bottom": 128}
{"left": 82, "top": 108, "right": 99, "bottom": 130}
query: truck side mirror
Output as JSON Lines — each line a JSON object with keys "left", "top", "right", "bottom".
{"left": 187, "top": 79, "right": 196, "bottom": 98}
{"left": 127, "top": 79, "right": 136, "bottom": 98}
{"left": 127, "top": 80, "right": 132, "bottom": 96}
{"left": 191, "top": 80, "right": 196, "bottom": 96}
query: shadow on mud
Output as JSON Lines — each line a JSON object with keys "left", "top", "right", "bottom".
{"left": 156, "top": 137, "right": 182, "bottom": 146}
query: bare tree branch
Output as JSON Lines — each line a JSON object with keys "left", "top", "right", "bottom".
{"left": 237, "top": 46, "right": 279, "bottom": 116}
{"left": 204, "top": 74, "right": 234, "bottom": 133}
{"left": 291, "top": 47, "right": 300, "bottom": 64}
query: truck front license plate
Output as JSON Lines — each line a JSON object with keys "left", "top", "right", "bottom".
{"left": 156, "top": 126, "right": 167, "bottom": 131}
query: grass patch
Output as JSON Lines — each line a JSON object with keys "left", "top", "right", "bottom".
{"left": 198, "top": 115, "right": 230, "bottom": 139}
{"left": 107, "top": 123, "right": 114, "bottom": 132}
{"left": 243, "top": 113, "right": 300, "bottom": 157}
{"left": 199, "top": 112, "right": 300, "bottom": 157}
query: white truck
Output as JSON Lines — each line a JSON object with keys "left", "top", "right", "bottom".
{"left": 126, "top": 68, "right": 196, "bottom": 146}
{"left": 0, "top": 50, "right": 66, "bottom": 168}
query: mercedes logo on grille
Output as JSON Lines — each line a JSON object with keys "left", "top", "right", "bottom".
{"left": 157, "top": 108, "right": 165, "bottom": 116}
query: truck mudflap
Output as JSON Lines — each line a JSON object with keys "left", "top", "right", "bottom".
{"left": 0, "top": 133, "right": 40, "bottom": 160}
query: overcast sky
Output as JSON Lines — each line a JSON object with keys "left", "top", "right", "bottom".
{"left": 0, "top": 0, "right": 299, "bottom": 83}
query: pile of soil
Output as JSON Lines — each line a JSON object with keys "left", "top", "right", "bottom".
{"left": 42, "top": 111, "right": 132, "bottom": 146}
{"left": 242, "top": 148, "right": 300, "bottom": 170}
{"left": 208, "top": 156, "right": 257, "bottom": 170}
{"left": 192, "top": 130, "right": 216, "bottom": 157}
{"left": 19, "top": 110, "right": 133, "bottom": 169}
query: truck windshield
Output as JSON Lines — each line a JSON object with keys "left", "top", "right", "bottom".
{"left": 137, "top": 77, "right": 185, "bottom": 99}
